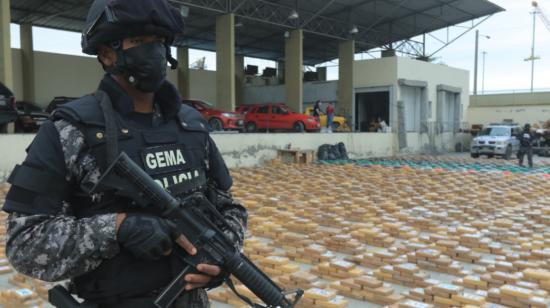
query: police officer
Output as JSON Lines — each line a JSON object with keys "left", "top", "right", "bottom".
{"left": 3, "top": 0, "right": 247, "bottom": 307}
{"left": 518, "top": 123, "right": 534, "bottom": 168}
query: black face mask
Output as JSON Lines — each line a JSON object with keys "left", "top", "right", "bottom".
{"left": 121, "top": 41, "right": 168, "bottom": 93}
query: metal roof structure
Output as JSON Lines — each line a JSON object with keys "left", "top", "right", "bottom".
{"left": 11, "top": 0, "right": 504, "bottom": 65}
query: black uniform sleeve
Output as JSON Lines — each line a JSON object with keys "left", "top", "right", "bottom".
{"left": 3, "top": 121, "right": 71, "bottom": 215}
{"left": 206, "top": 136, "right": 232, "bottom": 191}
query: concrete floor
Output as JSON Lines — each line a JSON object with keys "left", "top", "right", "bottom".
{"left": 2, "top": 152, "right": 550, "bottom": 307}
{"left": 208, "top": 236, "right": 506, "bottom": 308}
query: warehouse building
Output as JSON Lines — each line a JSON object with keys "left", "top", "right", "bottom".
{"left": 0, "top": 0, "right": 502, "bottom": 169}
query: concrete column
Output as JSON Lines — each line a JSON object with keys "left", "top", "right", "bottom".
{"left": 0, "top": 0, "right": 13, "bottom": 133}
{"left": 338, "top": 40, "right": 354, "bottom": 129}
{"left": 177, "top": 47, "right": 190, "bottom": 99}
{"left": 215, "top": 13, "right": 235, "bottom": 111}
{"left": 0, "top": 0, "right": 13, "bottom": 89}
{"left": 235, "top": 54, "right": 244, "bottom": 106}
{"left": 316, "top": 67, "right": 327, "bottom": 81}
{"left": 284, "top": 29, "right": 303, "bottom": 113}
{"left": 277, "top": 60, "right": 285, "bottom": 83}
{"left": 20, "top": 23, "right": 35, "bottom": 102}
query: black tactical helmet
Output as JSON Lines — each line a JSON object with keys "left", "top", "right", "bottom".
{"left": 81, "top": 0, "right": 185, "bottom": 55}
{"left": 525, "top": 123, "right": 531, "bottom": 130}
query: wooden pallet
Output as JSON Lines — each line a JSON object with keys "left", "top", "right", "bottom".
{"left": 277, "top": 149, "right": 315, "bottom": 164}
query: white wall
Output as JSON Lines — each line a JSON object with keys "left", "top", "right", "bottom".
{"left": 213, "top": 132, "right": 394, "bottom": 168}
{"left": 468, "top": 106, "right": 550, "bottom": 126}
{"left": 405, "top": 132, "right": 471, "bottom": 154}
{"left": 354, "top": 57, "right": 398, "bottom": 89}
{"left": 467, "top": 92, "right": 550, "bottom": 126}
{"left": 243, "top": 84, "right": 285, "bottom": 105}
{"left": 243, "top": 80, "right": 338, "bottom": 106}
{"left": 0, "top": 133, "right": 396, "bottom": 178}
{"left": 0, "top": 134, "right": 33, "bottom": 181}
{"left": 396, "top": 57, "right": 470, "bottom": 122}
{"left": 11, "top": 49, "right": 217, "bottom": 107}
{"left": 353, "top": 57, "right": 469, "bottom": 123}
{"left": 33, "top": 52, "right": 104, "bottom": 104}
{"left": 353, "top": 57, "right": 470, "bottom": 153}
{"left": 187, "top": 69, "right": 217, "bottom": 103}
{"left": 0, "top": 130, "right": 473, "bottom": 180}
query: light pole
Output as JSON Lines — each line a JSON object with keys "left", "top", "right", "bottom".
{"left": 524, "top": 1, "right": 541, "bottom": 93}
{"left": 473, "top": 30, "right": 490, "bottom": 95}
{"left": 482, "top": 51, "right": 487, "bottom": 94}
{"left": 530, "top": 7, "right": 536, "bottom": 92}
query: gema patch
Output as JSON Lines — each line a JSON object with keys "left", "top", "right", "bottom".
{"left": 141, "top": 144, "right": 205, "bottom": 191}
{"left": 141, "top": 144, "right": 187, "bottom": 175}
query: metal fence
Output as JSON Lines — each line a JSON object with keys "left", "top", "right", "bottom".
{"left": 471, "top": 88, "right": 550, "bottom": 95}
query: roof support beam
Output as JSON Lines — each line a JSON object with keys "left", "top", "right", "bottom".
{"left": 19, "top": 0, "right": 50, "bottom": 23}
{"left": 388, "top": 2, "right": 454, "bottom": 27}
{"left": 27, "top": 3, "right": 89, "bottom": 25}
{"left": 178, "top": 35, "right": 334, "bottom": 63}
{"left": 300, "top": 0, "right": 337, "bottom": 28}
{"left": 361, "top": 0, "right": 462, "bottom": 38}
{"left": 360, "top": 0, "right": 408, "bottom": 33}
{"left": 441, "top": 0, "right": 476, "bottom": 18}
{"left": 325, "top": 0, "right": 377, "bottom": 18}
{"left": 427, "top": 14, "right": 492, "bottom": 57}
{"left": 11, "top": 7, "right": 86, "bottom": 26}
{"left": 173, "top": 0, "right": 382, "bottom": 47}
{"left": 10, "top": 0, "right": 503, "bottom": 66}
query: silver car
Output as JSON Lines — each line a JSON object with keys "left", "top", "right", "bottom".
{"left": 470, "top": 124, "right": 521, "bottom": 159}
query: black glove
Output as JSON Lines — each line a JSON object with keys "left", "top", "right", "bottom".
{"left": 117, "top": 213, "right": 180, "bottom": 260}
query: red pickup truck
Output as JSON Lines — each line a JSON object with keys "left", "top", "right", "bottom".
{"left": 244, "top": 103, "right": 320, "bottom": 132}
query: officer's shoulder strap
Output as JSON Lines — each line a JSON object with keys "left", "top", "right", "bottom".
{"left": 52, "top": 94, "right": 105, "bottom": 127}
{"left": 177, "top": 103, "right": 210, "bottom": 133}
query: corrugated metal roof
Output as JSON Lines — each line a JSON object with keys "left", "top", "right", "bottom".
{"left": 10, "top": 0, "right": 504, "bottom": 65}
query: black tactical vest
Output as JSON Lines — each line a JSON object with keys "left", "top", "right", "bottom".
{"left": 53, "top": 92, "right": 211, "bottom": 303}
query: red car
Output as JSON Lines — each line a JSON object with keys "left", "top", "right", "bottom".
{"left": 244, "top": 103, "right": 320, "bottom": 132}
{"left": 235, "top": 104, "right": 257, "bottom": 115}
{"left": 182, "top": 99, "right": 244, "bottom": 131}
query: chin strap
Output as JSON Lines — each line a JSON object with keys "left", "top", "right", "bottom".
{"left": 166, "top": 43, "right": 178, "bottom": 70}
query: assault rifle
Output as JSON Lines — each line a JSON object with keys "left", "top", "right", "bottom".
{"left": 87, "top": 152, "right": 302, "bottom": 308}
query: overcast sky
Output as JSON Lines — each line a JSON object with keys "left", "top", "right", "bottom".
{"left": 432, "top": 0, "right": 550, "bottom": 93}
{"left": 9, "top": 0, "right": 550, "bottom": 93}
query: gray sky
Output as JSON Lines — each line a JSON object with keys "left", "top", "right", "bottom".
{"left": 432, "top": 0, "right": 550, "bottom": 93}
{"left": 10, "top": 0, "right": 550, "bottom": 93}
